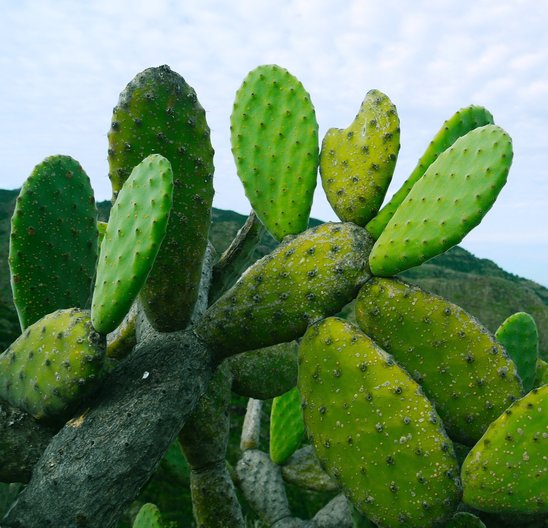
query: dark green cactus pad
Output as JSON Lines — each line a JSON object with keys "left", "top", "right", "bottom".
{"left": 299, "top": 317, "right": 461, "bottom": 528}
{"left": 534, "top": 359, "right": 548, "bottom": 388}
{"left": 269, "top": 387, "right": 305, "bottom": 465}
{"left": 91, "top": 154, "right": 173, "bottom": 335}
{"left": 108, "top": 65, "right": 214, "bottom": 332}
{"left": 355, "top": 278, "right": 523, "bottom": 445}
{"left": 369, "top": 125, "right": 512, "bottom": 276}
{"left": 9, "top": 155, "right": 97, "bottom": 330}
{"left": 496, "top": 312, "right": 539, "bottom": 392}
{"left": 445, "top": 512, "right": 486, "bottom": 528}
{"left": 462, "top": 386, "right": 547, "bottom": 514}
{"left": 230, "top": 64, "right": 319, "bottom": 241}
{"left": 0, "top": 308, "right": 106, "bottom": 421}
{"left": 366, "top": 105, "right": 494, "bottom": 239}
{"left": 320, "top": 89, "right": 400, "bottom": 226}
{"left": 133, "top": 502, "right": 163, "bottom": 528}
{"left": 195, "top": 222, "right": 374, "bottom": 358}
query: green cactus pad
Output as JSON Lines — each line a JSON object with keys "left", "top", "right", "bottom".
{"left": 496, "top": 312, "right": 539, "bottom": 392}
{"left": 366, "top": 105, "right": 494, "bottom": 239}
{"left": 195, "top": 222, "right": 373, "bottom": 359}
{"left": 97, "top": 221, "right": 107, "bottom": 251}
{"left": 369, "top": 125, "right": 512, "bottom": 276}
{"left": 9, "top": 155, "right": 98, "bottom": 330}
{"left": 445, "top": 512, "right": 486, "bottom": 528}
{"left": 462, "top": 386, "right": 547, "bottom": 514}
{"left": 230, "top": 64, "right": 319, "bottom": 241}
{"left": 534, "top": 359, "right": 548, "bottom": 388}
{"left": 270, "top": 387, "right": 305, "bottom": 465}
{"left": 0, "top": 308, "right": 106, "bottom": 421}
{"left": 132, "top": 503, "right": 163, "bottom": 528}
{"left": 299, "top": 318, "right": 461, "bottom": 528}
{"left": 320, "top": 89, "right": 400, "bottom": 226}
{"left": 355, "top": 278, "right": 523, "bottom": 445}
{"left": 92, "top": 154, "right": 173, "bottom": 335}
{"left": 108, "top": 65, "right": 214, "bottom": 332}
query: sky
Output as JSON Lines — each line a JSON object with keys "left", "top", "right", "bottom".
{"left": 1, "top": 0, "right": 547, "bottom": 286}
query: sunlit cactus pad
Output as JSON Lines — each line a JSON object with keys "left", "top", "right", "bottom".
{"left": 132, "top": 503, "right": 164, "bottom": 528}
{"left": 9, "top": 155, "right": 97, "bottom": 330}
{"left": 92, "top": 154, "right": 173, "bottom": 335}
{"left": 355, "top": 278, "right": 523, "bottom": 445}
{"left": 369, "top": 124, "right": 512, "bottom": 276}
{"left": 299, "top": 317, "right": 461, "bottom": 528}
{"left": 462, "top": 386, "right": 547, "bottom": 515}
{"left": 320, "top": 89, "right": 400, "bottom": 226}
{"left": 231, "top": 64, "right": 319, "bottom": 241}
{"left": 367, "top": 105, "right": 494, "bottom": 238}
{"left": 0, "top": 308, "right": 106, "bottom": 421}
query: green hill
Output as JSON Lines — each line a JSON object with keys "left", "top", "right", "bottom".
{"left": 0, "top": 191, "right": 546, "bottom": 360}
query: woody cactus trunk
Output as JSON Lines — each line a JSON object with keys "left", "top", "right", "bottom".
{"left": 0, "top": 64, "right": 545, "bottom": 528}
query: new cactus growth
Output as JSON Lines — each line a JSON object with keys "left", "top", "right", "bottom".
{"left": 230, "top": 64, "right": 319, "bottom": 241}
{"left": 320, "top": 89, "right": 400, "bottom": 226}
{"left": 9, "top": 155, "right": 98, "bottom": 330}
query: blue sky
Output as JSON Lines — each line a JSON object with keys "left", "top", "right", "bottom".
{"left": 1, "top": 1, "right": 547, "bottom": 286}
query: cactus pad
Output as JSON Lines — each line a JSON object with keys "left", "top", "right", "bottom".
{"left": 9, "top": 155, "right": 97, "bottom": 330}
{"left": 366, "top": 105, "right": 494, "bottom": 238}
{"left": 445, "top": 512, "right": 486, "bottom": 528}
{"left": 231, "top": 64, "right": 319, "bottom": 241}
{"left": 320, "top": 89, "right": 400, "bottom": 226}
{"left": 108, "top": 65, "right": 214, "bottom": 332}
{"left": 195, "top": 222, "right": 373, "bottom": 358}
{"left": 534, "top": 359, "right": 548, "bottom": 388}
{"left": 0, "top": 308, "right": 106, "bottom": 421}
{"left": 132, "top": 503, "right": 163, "bottom": 528}
{"left": 496, "top": 312, "right": 539, "bottom": 392}
{"left": 355, "top": 278, "right": 523, "bottom": 445}
{"left": 269, "top": 387, "right": 305, "bottom": 465}
{"left": 461, "top": 386, "right": 547, "bottom": 514}
{"left": 299, "top": 318, "right": 461, "bottom": 528}
{"left": 92, "top": 154, "right": 173, "bottom": 335}
{"left": 369, "top": 125, "right": 512, "bottom": 276}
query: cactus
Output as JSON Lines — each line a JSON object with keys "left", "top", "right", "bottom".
{"left": 495, "top": 312, "right": 539, "bottom": 393}
{"left": 534, "top": 358, "right": 548, "bottom": 387}
{"left": 461, "top": 386, "right": 547, "bottom": 515}
{"left": 9, "top": 155, "right": 98, "bottom": 330}
{"left": 445, "top": 512, "right": 486, "bottom": 528}
{"left": 230, "top": 64, "right": 319, "bottom": 241}
{"left": 132, "top": 503, "right": 164, "bottom": 528}
{"left": 320, "top": 89, "right": 400, "bottom": 226}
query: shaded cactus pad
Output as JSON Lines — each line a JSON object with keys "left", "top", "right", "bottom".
{"left": 461, "top": 386, "right": 547, "bottom": 514}
{"left": 320, "top": 89, "right": 400, "bottom": 226}
{"left": 92, "top": 154, "right": 173, "bottom": 335}
{"left": 9, "top": 155, "right": 97, "bottom": 330}
{"left": 369, "top": 125, "right": 512, "bottom": 276}
{"left": 231, "top": 64, "right": 319, "bottom": 241}
{"left": 299, "top": 318, "right": 461, "bottom": 528}
{"left": 0, "top": 308, "right": 106, "bottom": 421}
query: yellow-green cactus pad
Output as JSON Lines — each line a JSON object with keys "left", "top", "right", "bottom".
{"left": 369, "top": 125, "right": 512, "bottom": 276}
{"left": 462, "top": 386, "right": 547, "bottom": 514}
{"left": 534, "top": 359, "right": 548, "bottom": 388}
{"left": 195, "top": 222, "right": 373, "bottom": 359}
{"left": 0, "top": 308, "right": 106, "bottom": 421}
{"left": 366, "top": 105, "right": 494, "bottom": 239}
{"left": 9, "top": 155, "right": 98, "bottom": 330}
{"left": 320, "top": 89, "right": 400, "bottom": 226}
{"left": 270, "top": 387, "right": 305, "bottom": 465}
{"left": 299, "top": 318, "right": 461, "bottom": 528}
{"left": 132, "top": 503, "right": 163, "bottom": 528}
{"left": 231, "top": 64, "right": 319, "bottom": 241}
{"left": 92, "top": 154, "right": 173, "bottom": 335}
{"left": 355, "top": 278, "right": 523, "bottom": 445}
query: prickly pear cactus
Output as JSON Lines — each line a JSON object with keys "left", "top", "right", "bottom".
{"left": 534, "top": 359, "right": 548, "bottom": 388}
{"left": 230, "top": 64, "right": 319, "bottom": 241}
{"left": 320, "top": 89, "right": 400, "bottom": 226}
{"left": 495, "top": 312, "right": 539, "bottom": 393}
{"left": 369, "top": 125, "right": 512, "bottom": 276}
{"left": 195, "top": 222, "right": 373, "bottom": 358}
{"left": 108, "top": 65, "right": 214, "bottom": 332}
{"left": 355, "top": 277, "right": 523, "bottom": 445}
{"left": 0, "top": 308, "right": 106, "bottom": 421}
{"left": 132, "top": 503, "right": 164, "bottom": 528}
{"left": 299, "top": 317, "right": 461, "bottom": 528}
{"left": 366, "top": 105, "right": 494, "bottom": 238}
{"left": 91, "top": 154, "right": 173, "bottom": 334}
{"left": 461, "top": 386, "right": 547, "bottom": 515}
{"left": 445, "top": 511, "right": 486, "bottom": 528}
{"left": 9, "top": 155, "right": 98, "bottom": 330}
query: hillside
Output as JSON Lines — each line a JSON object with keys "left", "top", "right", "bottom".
{"left": 0, "top": 191, "right": 546, "bottom": 360}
